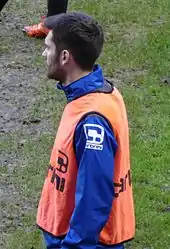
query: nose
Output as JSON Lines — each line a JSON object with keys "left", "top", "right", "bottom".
{"left": 42, "top": 48, "right": 47, "bottom": 57}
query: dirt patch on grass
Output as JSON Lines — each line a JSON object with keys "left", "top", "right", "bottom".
{"left": 0, "top": 8, "right": 51, "bottom": 241}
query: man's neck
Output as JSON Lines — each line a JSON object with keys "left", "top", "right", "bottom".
{"left": 62, "top": 68, "right": 92, "bottom": 86}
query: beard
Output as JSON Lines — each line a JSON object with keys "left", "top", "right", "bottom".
{"left": 46, "top": 50, "right": 66, "bottom": 82}
{"left": 47, "top": 63, "right": 66, "bottom": 83}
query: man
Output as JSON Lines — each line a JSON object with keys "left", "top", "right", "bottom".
{"left": 37, "top": 12, "right": 135, "bottom": 249}
{"left": 23, "top": 0, "right": 68, "bottom": 38}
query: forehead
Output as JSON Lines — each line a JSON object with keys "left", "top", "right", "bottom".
{"left": 45, "top": 31, "right": 54, "bottom": 46}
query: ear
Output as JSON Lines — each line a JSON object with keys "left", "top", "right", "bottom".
{"left": 60, "top": 50, "right": 70, "bottom": 65}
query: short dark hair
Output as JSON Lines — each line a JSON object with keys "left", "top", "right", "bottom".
{"left": 44, "top": 12, "right": 104, "bottom": 70}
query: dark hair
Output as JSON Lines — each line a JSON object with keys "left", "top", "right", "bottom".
{"left": 44, "top": 12, "right": 104, "bottom": 70}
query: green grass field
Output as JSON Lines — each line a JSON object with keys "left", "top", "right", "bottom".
{"left": 0, "top": 0, "right": 170, "bottom": 248}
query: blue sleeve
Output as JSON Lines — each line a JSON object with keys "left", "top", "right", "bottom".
{"left": 43, "top": 231, "right": 63, "bottom": 249}
{"left": 61, "top": 114, "right": 118, "bottom": 249}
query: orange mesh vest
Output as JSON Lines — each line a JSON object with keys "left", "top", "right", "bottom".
{"left": 37, "top": 87, "right": 135, "bottom": 245}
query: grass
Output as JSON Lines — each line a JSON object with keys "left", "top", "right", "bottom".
{"left": 0, "top": 0, "right": 170, "bottom": 248}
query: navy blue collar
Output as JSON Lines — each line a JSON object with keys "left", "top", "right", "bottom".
{"left": 57, "top": 65, "right": 104, "bottom": 102}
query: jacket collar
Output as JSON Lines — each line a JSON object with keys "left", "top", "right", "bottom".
{"left": 57, "top": 65, "right": 104, "bottom": 102}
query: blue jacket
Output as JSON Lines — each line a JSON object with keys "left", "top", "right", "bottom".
{"left": 43, "top": 65, "right": 124, "bottom": 249}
